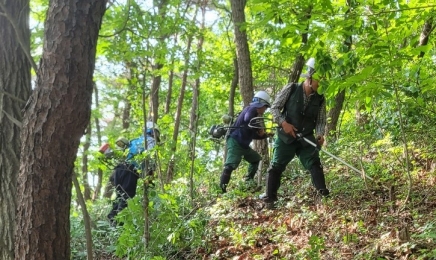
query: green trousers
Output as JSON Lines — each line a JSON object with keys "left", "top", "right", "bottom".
{"left": 270, "top": 135, "right": 320, "bottom": 172}
{"left": 224, "top": 137, "right": 261, "bottom": 173}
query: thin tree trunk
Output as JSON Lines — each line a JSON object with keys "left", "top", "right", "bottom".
{"left": 418, "top": 18, "right": 434, "bottom": 58}
{"left": 141, "top": 84, "right": 150, "bottom": 249}
{"left": 230, "top": 0, "right": 253, "bottom": 106}
{"left": 93, "top": 84, "right": 105, "bottom": 200}
{"left": 326, "top": 91, "right": 346, "bottom": 140}
{"left": 189, "top": 1, "right": 206, "bottom": 202}
{"left": 0, "top": 1, "right": 31, "bottom": 259}
{"left": 166, "top": 28, "right": 195, "bottom": 183}
{"left": 72, "top": 172, "right": 93, "bottom": 260}
{"left": 165, "top": 37, "right": 177, "bottom": 114}
{"left": 325, "top": 0, "right": 353, "bottom": 141}
{"left": 122, "top": 99, "right": 131, "bottom": 130}
{"left": 15, "top": 1, "right": 107, "bottom": 258}
{"left": 224, "top": 57, "right": 239, "bottom": 162}
{"left": 150, "top": 64, "right": 162, "bottom": 123}
{"left": 81, "top": 124, "right": 92, "bottom": 200}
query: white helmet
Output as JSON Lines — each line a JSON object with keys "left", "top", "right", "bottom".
{"left": 306, "top": 57, "right": 315, "bottom": 70}
{"left": 145, "top": 121, "right": 159, "bottom": 131}
{"left": 250, "top": 91, "right": 271, "bottom": 108}
{"left": 302, "top": 57, "right": 317, "bottom": 79}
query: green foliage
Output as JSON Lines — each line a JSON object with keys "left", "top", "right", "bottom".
{"left": 65, "top": 0, "right": 436, "bottom": 258}
{"left": 107, "top": 179, "right": 211, "bottom": 258}
{"left": 304, "top": 235, "right": 325, "bottom": 260}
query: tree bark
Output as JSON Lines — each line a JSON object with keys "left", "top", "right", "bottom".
{"left": 15, "top": 0, "right": 107, "bottom": 259}
{"left": 418, "top": 18, "right": 434, "bottom": 58}
{"left": 326, "top": 91, "right": 346, "bottom": 140}
{"left": 150, "top": 64, "right": 163, "bottom": 122}
{"left": 0, "top": 1, "right": 31, "bottom": 259}
{"left": 230, "top": 0, "right": 253, "bottom": 106}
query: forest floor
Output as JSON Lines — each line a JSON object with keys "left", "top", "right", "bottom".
{"left": 194, "top": 168, "right": 436, "bottom": 260}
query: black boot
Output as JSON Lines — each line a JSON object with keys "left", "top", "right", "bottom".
{"left": 244, "top": 161, "right": 260, "bottom": 181}
{"left": 220, "top": 166, "right": 233, "bottom": 193}
{"left": 309, "top": 164, "right": 329, "bottom": 197}
{"left": 263, "top": 167, "right": 282, "bottom": 209}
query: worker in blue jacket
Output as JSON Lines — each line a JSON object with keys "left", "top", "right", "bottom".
{"left": 106, "top": 121, "right": 160, "bottom": 225}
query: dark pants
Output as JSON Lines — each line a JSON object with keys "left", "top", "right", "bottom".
{"left": 107, "top": 163, "right": 139, "bottom": 225}
{"left": 107, "top": 192, "right": 130, "bottom": 225}
{"left": 220, "top": 137, "right": 261, "bottom": 191}
{"left": 266, "top": 136, "right": 327, "bottom": 199}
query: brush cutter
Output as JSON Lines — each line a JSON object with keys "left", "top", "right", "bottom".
{"left": 296, "top": 133, "right": 375, "bottom": 182}
{"left": 208, "top": 116, "right": 276, "bottom": 141}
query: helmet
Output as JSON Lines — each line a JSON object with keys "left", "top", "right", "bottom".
{"left": 145, "top": 121, "right": 159, "bottom": 131}
{"left": 250, "top": 91, "right": 271, "bottom": 108}
{"left": 306, "top": 57, "right": 315, "bottom": 70}
{"left": 302, "top": 57, "right": 317, "bottom": 79}
{"left": 145, "top": 121, "right": 161, "bottom": 142}
{"left": 115, "top": 137, "right": 129, "bottom": 149}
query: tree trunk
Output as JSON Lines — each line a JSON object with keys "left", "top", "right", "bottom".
{"left": 15, "top": 1, "right": 107, "bottom": 259}
{"left": 326, "top": 90, "right": 346, "bottom": 140}
{"left": 288, "top": 55, "right": 306, "bottom": 83}
{"left": 166, "top": 27, "right": 195, "bottom": 182}
{"left": 0, "top": 1, "right": 31, "bottom": 259}
{"left": 230, "top": 0, "right": 253, "bottom": 106}
{"left": 165, "top": 37, "right": 177, "bottom": 114}
{"left": 224, "top": 57, "right": 239, "bottom": 162}
{"left": 418, "top": 18, "right": 433, "bottom": 58}
{"left": 122, "top": 99, "right": 131, "bottom": 129}
{"left": 325, "top": 0, "right": 353, "bottom": 141}
{"left": 93, "top": 84, "right": 104, "bottom": 200}
{"left": 81, "top": 124, "right": 92, "bottom": 201}
{"left": 150, "top": 64, "right": 163, "bottom": 122}
{"left": 189, "top": 2, "right": 206, "bottom": 202}
{"left": 72, "top": 172, "right": 93, "bottom": 260}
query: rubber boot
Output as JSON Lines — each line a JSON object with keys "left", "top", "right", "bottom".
{"left": 220, "top": 166, "right": 233, "bottom": 193}
{"left": 309, "top": 164, "right": 329, "bottom": 197}
{"left": 244, "top": 161, "right": 260, "bottom": 181}
{"left": 264, "top": 167, "right": 282, "bottom": 209}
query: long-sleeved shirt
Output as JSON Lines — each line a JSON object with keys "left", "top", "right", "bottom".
{"left": 270, "top": 82, "right": 326, "bottom": 136}
{"left": 126, "top": 135, "right": 156, "bottom": 161}
{"left": 229, "top": 105, "right": 267, "bottom": 148}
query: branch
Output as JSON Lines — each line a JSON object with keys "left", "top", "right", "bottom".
{"left": 2, "top": 109, "right": 22, "bottom": 128}
{"left": 0, "top": 2, "right": 37, "bottom": 72}
{"left": 0, "top": 90, "right": 26, "bottom": 104}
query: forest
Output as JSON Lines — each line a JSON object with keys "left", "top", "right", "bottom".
{"left": 1, "top": 0, "right": 436, "bottom": 259}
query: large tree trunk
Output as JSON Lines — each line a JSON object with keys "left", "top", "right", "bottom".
{"left": 15, "top": 0, "right": 107, "bottom": 259}
{"left": 0, "top": 1, "right": 31, "bottom": 259}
